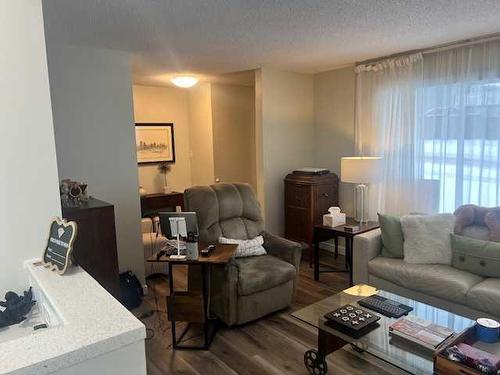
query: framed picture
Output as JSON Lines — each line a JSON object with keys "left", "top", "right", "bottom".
{"left": 135, "top": 123, "right": 176, "bottom": 164}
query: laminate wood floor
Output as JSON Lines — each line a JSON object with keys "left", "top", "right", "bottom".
{"left": 137, "top": 251, "right": 406, "bottom": 375}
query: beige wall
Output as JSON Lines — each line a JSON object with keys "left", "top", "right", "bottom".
{"left": 133, "top": 85, "right": 192, "bottom": 193}
{"left": 134, "top": 83, "right": 256, "bottom": 191}
{"left": 0, "top": 0, "right": 61, "bottom": 295}
{"left": 211, "top": 83, "right": 256, "bottom": 189}
{"left": 254, "top": 70, "right": 265, "bottom": 206}
{"left": 257, "top": 68, "right": 315, "bottom": 235}
{"left": 314, "top": 66, "right": 356, "bottom": 216}
{"left": 188, "top": 83, "right": 215, "bottom": 186}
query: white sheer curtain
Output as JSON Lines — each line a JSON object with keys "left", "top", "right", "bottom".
{"left": 418, "top": 42, "right": 500, "bottom": 213}
{"left": 355, "top": 53, "right": 425, "bottom": 217}
{"left": 355, "top": 41, "right": 500, "bottom": 216}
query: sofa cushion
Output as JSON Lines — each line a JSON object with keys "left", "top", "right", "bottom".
{"left": 378, "top": 213, "right": 404, "bottom": 258}
{"left": 451, "top": 234, "right": 500, "bottom": 278}
{"left": 466, "top": 278, "right": 500, "bottom": 318}
{"left": 142, "top": 233, "right": 169, "bottom": 277}
{"left": 401, "top": 213, "right": 455, "bottom": 265}
{"left": 462, "top": 225, "right": 490, "bottom": 241}
{"left": 234, "top": 255, "right": 296, "bottom": 296}
{"left": 368, "top": 257, "right": 483, "bottom": 305}
{"left": 184, "top": 183, "right": 264, "bottom": 244}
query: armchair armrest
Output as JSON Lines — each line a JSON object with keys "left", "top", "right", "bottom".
{"left": 352, "top": 228, "right": 382, "bottom": 285}
{"left": 262, "top": 231, "right": 303, "bottom": 271}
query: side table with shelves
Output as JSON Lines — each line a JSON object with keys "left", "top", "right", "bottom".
{"left": 314, "top": 219, "right": 379, "bottom": 285}
{"left": 147, "top": 243, "right": 237, "bottom": 350}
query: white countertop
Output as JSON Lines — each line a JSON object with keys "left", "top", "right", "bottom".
{"left": 0, "top": 260, "right": 145, "bottom": 375}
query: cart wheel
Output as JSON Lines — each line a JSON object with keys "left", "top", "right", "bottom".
{"left": 304, "top": 349, "right": 327, "bottom": 375}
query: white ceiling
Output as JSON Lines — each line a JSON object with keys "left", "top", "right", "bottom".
{"left": 43, "top": 0, "right": 500, "bottom": 86}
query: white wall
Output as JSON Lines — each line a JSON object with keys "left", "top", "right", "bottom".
{"left": 53, "top": 342, "right": 146, "bottom": 375}
{"left": 211, "top": 83, "right": 256, "bottom": 189}
{"left": 188, "top": 83, "right": 215, "bottom": 186}
{"left": 133, "top": 85, "right": 192, "bottom": 193}
{"left": 314, "top": 66, "right": 356, "bottom": 216}
{"left": 0, "top": 0, "right": 61, "bottom": 296}
{"left": 257, "top": 68, "right": 315, "bottom": 235}
{"left": 47, "top": 45, "right": 145, "bottom": 284}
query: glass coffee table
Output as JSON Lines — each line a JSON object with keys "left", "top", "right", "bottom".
{"left": 292, "top": 285, "right": 473, "bottom": 375}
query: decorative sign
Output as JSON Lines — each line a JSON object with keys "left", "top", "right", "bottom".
{"left": 42, "top": 217, "right": 78, "bottom": 275}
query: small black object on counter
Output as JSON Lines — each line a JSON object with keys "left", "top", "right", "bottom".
{"left": 0, "top": 287, "right": 35, "bottom": 328}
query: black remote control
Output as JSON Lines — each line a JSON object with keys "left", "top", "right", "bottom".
{"left": 358, "top": 295, "right": 413, "bottom": 318}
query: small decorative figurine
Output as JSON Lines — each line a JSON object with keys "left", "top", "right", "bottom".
{"left": 60, "top": 179, "right": 89, "bottom": 207}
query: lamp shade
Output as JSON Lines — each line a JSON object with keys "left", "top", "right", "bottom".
{"left": 340, "top": 157, "right": 382, "bottom": 183}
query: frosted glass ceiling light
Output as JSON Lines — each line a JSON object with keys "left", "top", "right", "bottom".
{"left": 171, "top": 76, "right": 198, "bottom": 88}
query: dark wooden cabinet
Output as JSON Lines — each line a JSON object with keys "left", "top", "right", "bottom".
{"left": 285, "top": 172, "right": 339, "bottom": 265}
{"left": 62, "top": 198, "right": 121, "bottom": 300}
{"left": 140, "top": 192, "right": 184, "bottom": 217}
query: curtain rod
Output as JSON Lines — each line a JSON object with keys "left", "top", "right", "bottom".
{"left": 356, "top": 31, "right": 500, "bottom": 67}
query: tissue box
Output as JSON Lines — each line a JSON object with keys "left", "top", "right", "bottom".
{"left": 323, "top": 213, "right": 346, "bottom": 227}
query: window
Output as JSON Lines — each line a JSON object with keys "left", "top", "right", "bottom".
{"left": 419, "top": 81, "right": 500, "bottom": 212}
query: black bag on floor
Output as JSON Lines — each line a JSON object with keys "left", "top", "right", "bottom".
{"left": 119, "top": 271, "right": 143, "bottom": 310}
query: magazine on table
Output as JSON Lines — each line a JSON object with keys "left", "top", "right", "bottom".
{"left": 389, "top": 315, "right": 454, "bottom": 350}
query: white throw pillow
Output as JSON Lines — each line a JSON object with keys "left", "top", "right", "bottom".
{"left": 401, "top": 213, "right": 455, "bottom": 265}
{"left": 218, "top": 235, "right": 267, "bottom": 258}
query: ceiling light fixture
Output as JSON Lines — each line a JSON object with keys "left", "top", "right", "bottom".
{"left": 171, "top": 76, "right": 198, "bottom": 88}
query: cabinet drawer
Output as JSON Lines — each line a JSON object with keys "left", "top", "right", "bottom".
{"left": 314, "top": 185, "right": 337, "bottom": 224}
{"left": 285, "top": 183, "right": 311, "bottom": 208}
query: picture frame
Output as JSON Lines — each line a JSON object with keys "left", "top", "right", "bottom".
{"left": 135, "top": 123, "right": 176, "bottom": 164}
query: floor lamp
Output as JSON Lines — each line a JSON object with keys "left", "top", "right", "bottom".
{"left": 340, "top": 157, "right": 382, "bottom": 224}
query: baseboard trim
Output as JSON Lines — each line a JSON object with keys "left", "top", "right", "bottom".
{"left": 319, "top": 240, "right": 345, "bottom": 256}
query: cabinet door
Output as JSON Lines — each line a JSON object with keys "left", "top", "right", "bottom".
{"left": 285, "top": 183, "right": 312, "bottom": 243}
{"left": 314, "top": 184, "right": 337, "bottom": 225}
{"left": 285, "top": 206, "right": 311, "bottom": 242}
{"left": 285, "top": 183, "right": 311, "bottom": 209}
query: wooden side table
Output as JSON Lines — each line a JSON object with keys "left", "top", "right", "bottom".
{"left": 140, "top": 192, "right": 184, "bottom": 217}
{"left": 147, "top": 243, "right": 237, "bottom": 350}
{"left": 314, "top": 219, "right": 379, "bottom": 285}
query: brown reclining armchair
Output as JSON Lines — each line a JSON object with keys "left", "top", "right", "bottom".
{"left": 184, "top": 183, "right": 303, "bottom": 326}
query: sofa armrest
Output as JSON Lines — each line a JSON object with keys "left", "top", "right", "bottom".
{"left": 262, "top": 231, "right": 303, "bottom": 270}
{"left": 208, "top": 261, "right": 239, "bottom": 327}
{"left": 141, "top": 218, "right": 154, "bottom": 234}
{"left": 352, "top": 228, "right": 382, "bottom": 285}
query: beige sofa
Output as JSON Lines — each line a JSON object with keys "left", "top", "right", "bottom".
{"left": 141, "top": 217, "right": 168, "bottom": 277}
{"left": 353, "top": 228, "right": 500, "bottom": 320}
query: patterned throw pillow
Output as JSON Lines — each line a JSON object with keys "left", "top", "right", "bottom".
{"left": 218, "top": 235, "right": 267, "bottom": 258}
